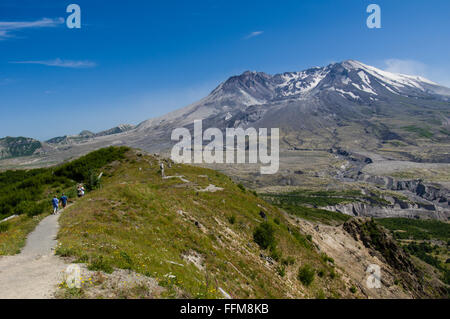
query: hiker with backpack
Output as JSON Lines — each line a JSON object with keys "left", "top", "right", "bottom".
{"left": 52, "top": 195, "right": 59, "bottom": 215}
{"left": 60, "top": 193, "right": 68, "bottom": 209}
{"left": 77, "top": 184, "right": 85, "bottom": 197}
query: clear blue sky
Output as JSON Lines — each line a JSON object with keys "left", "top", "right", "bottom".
{"left": 1, "top": 0, "right": 449, "bottom": 140}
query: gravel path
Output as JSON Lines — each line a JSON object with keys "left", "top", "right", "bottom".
{"left": 0, "top": 213, "right": 67, "bottom": 299}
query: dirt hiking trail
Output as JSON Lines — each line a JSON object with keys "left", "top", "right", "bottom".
{"left": 0, "top": 212, "right": 67, "bottom": 299}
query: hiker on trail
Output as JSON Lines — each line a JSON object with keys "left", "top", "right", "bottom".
{"left": 77, "top": 185, "right": 85, "bottom": 198}
{"left": 60, "top": 193, "right": 68, "bottom": 209}
{"left": 160, "top": 162, "right": 165, "bottom": 178}
{"left": 52, "top": 196, "right": 59, "bottom": 215}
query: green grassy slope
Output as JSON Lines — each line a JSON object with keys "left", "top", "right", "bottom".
{"left": 56, "top": 149, "right": 351, "bottom": 299}
{"left": 261, "top": 190, "right": 358, "bottom": 225}
{"left": 0, "top": 147, "right": 129, "bottom": 255}
{"left": 377, "top": 218, "right": 450, "bottom": 241}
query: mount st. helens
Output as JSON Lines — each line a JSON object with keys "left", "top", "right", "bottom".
{"left": 3, "top": 60, "right": 449, "bottom": 160}
{"left": 1, "top": 60, "right": 449, "bottom": 220}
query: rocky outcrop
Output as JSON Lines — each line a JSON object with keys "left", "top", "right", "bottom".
{"left": 291, "top": 216, "right": 445, "bottom": 298}
{"left": 342, "top": 217, "right": 432, "bottom": 298}
{"left": 329, "top": 172, "right": 450, "bottom": 220}
{"left": 357, "top": 174, "right": 449, "bottom": 206}
{"left": 329, "top": 147, "right": 373, "bottom": 164}
{"left": 324, "top": 202, "right": 449, "bottom": 221}
{"left": 333, "top": 148, "right": 449, "bottom": 215}
{"left": 396, "top": 180, "right": 448, "bottom": 205}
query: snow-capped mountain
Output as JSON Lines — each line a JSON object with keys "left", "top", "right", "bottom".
{"left": 135, "top": 60, "right": 450, "bottom": 133}
{"left": 11, "top": 60, "right": 450, "bottom": 163}
{"left": 272, "top": 60, "right": 449, "bottom": 101}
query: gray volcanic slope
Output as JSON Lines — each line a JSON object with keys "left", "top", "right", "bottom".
{"left": 2, "top": 60, "right": 450, "bottom": 167}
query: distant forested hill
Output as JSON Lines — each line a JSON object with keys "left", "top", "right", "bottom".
{"left": 0, "top": 137, "right": 42, "bottom": 159}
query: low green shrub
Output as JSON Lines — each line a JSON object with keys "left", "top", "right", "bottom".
{"left": 298, "top": 264, "right": 315, "bottom": 286}
{"left": 0, "top": 146, "right": 130, "bottom": 221}
{"left": 253, "top": 222, "right": 276, "bottom": 250}
{"left": 13, "top": 200, "right": 47, "bottom": 217}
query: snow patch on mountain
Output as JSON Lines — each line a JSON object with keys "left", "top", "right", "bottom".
{"left": 335, "top": 88, "right": 360, "bottom": 100}
{"left": 346, "top": 60, "right": 435, "bottom": 91}
{"left": 357, "top": 71, "right": 371, "bottom": 86}
{"left": 277, "top": 69, "right": 328, "bottom": 97}
{"left": 351, "top": 83, "right": 377, "bottom": 95}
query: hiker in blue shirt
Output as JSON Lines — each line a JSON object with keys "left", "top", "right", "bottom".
{"left": 52, "top": 196, "right": 59, "bottom": 215}
{"left": 60, "top": 193, "right": 68, "bottom": 209}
